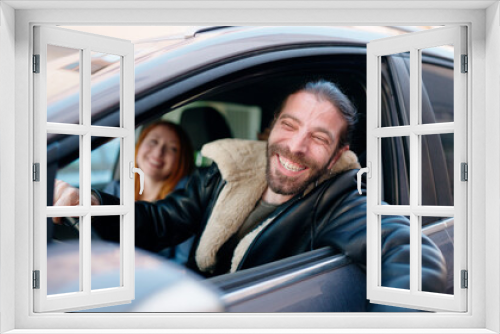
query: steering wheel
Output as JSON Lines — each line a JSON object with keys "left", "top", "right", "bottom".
{"left": 52, "top": 217, "right": 102, "bottom": 242}
{"left": 52, "top": 217, "right": 80, "bottom": 241}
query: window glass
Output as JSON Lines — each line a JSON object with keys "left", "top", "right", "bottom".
{"left": 47, "top": 45, "right": 80, "bottom": 124}
{"left": 91, "top": 217, "right": 121, "bottom": 290}
{"left": 422, "top": 217, "right": 454, "bottom": 295}
{"left": 91, "top": 52, "right": 122, "bottom": 126}
{"left": 381, "top": 136, "right": 410, "bottom": 206}
{"left": 421, "top": 47, "right": 454, "bottom": 124}
{"left": 421, "top": 134, "right": 454, "bottom": 207}
{"left": 48, "top": 134, "right": 80, "bottom": 206}
{"left": 48, "top": 218, "right": 81, "bottom": 295}
{"left": 380, "top": 215, "right": 410, "bottom": 290}
{"left": 91, "top": 137, "right": 121, "bottom": 197}
{"left": 381, "top": 52, "right": 410, "bottom": 128}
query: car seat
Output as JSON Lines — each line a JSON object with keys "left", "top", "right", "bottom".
{"left": 179, "top": 106, "right": 233, "bottom": 151}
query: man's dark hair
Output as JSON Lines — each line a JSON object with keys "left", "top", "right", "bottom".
{"left": 272, "top": 80, "right": 358, "bottom": 149}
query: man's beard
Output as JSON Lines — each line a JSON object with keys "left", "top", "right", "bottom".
{"left": 266, "top": 143, "right": 332, "bottom": 196}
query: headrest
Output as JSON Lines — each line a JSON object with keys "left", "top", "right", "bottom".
{"left": 180, "top": 106, "right": 232, "bottom": 151}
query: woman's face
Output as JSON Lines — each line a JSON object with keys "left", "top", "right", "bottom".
{"left": 136, "top": 125, "right": 180, "bottom": 181}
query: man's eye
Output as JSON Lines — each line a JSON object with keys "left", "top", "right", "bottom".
{"left": 313, "top": 135, "right": 328, "bottom": 144}
{"left": 282, "top": 121, "right": 293, "bottom": 129}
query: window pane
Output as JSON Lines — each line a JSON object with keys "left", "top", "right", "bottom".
{"left": 381, "top": 136, "right": 410, "bottom": 205}
{"left": 421, "top": 217, "right": 454, "bottom": 295}
{"left": 48, "top": 134, "right": 80, "bottom": 206}
{"left": 381, "top": 215, "right": 410, "bottom": 290}
{"left": 91, "top": 52, "right": 121, "bottom": 127}
{"left": 380, "top": 52, "right": 410, "bottom": 128}
{"left": 91, "top": 137, "right": 121, "bottom": 203}
{"left": 421, "top": 46, "right": 454, "bottom": 124}
{"left": 421, "top": 134, "right": 454, "bottom": 206}
{"left": 47, "top": 45, "right": 80, "bottom": 124}
{"left": 48, "top": 217, "right": 81, "bottom": 295}
{"left": 91, "top": 216, "right": 121, "bottom": 290}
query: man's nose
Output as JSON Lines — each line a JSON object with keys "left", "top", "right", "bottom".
{"left": 287, "top": 131, "right": 309, "bottom": 154}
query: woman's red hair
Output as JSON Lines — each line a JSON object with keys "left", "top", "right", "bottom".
{"left": 134, "top": 120, "right": 194, "bottom": 201}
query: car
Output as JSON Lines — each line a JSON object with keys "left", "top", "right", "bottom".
{"left": 46, "top": 26, "right": 455, "bottom": 312}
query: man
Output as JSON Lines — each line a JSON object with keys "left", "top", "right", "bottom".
{"left": 55, "top": 80, "right": 446, "bottom": 308}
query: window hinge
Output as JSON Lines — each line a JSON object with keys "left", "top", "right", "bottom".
{"left": 461, "top": 270, "right": 468, "bottom": 289}
{"left": 33, "top": 54, "right": 40, "bottom": 73}
{"left": 33, "top": 163, "right": 40, "bottom": 182}
{"left": 461, "top": 54, "right": 468, "bottom": 73}
{"left": 33, "top": 270, "right": 40, "bottom": 289}
{"left": 461, "top": 162, "right": 468, "bottom": 181}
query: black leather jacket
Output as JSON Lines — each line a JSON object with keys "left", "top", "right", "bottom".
{"left": 95, "top": 163, "right": 447, "bottom": 296}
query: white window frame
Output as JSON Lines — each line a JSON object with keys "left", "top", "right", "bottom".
{"left": 32, "top": 25, "right": 136, "bottom": 312}
{"left": 1, "top": 2, "right": 498, "bottom": 333}
{"left": 366, "top": 25, "right": 467, "bottom": 312}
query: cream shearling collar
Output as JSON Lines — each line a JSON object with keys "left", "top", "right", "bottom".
{"left": 195, "top": 139, "right": 360, "bottom": 273}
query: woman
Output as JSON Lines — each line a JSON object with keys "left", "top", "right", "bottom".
{"left": 104, "top": 120, "right": 195, "bottom": 264}
{"left": 105, "top": 120, "right": 194, "bottom": 200}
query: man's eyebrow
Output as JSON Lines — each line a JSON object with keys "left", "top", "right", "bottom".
{"left": 315, "top": 127, "right": 335, "bottom": 142}
{"left": 279, "top": 113, "right": 302, "bottom": 124}
{"left": 279, "top": 113, "right": 336, "bottom": 143}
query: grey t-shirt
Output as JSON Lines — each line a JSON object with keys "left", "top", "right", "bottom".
{"left": 216, "top": 199, "right": 279, "bottom": 274}
{"left": 234, "top": 200, "right": 279, "bottom": 243}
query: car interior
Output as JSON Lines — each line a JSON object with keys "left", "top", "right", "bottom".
{"left": 48, "top": 50, "right": 455, "bottom": 311}
{"left": 140, "top": 55, "right": 368, "bottom": 166}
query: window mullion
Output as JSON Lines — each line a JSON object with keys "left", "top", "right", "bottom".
{"left": 122, "top": 50, "right": 135, "bottom": 293}
{"left": 81, "top": 47, "right": 91, "bottom": 207}
{"left": 373, "top": 205, "right": 454, "bottom": 217}
{"left": 81, "top": 47, "right": 92, "bottom": 294}
{"left": 45, "top": 123, "right": 129, "bottom": 138}
{"left": 373, "top": 123, "right": 454, "bottom": 138}
{"left": 409, "top": 47, "right": 420, "bottom": 295}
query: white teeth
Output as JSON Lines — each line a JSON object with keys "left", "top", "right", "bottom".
{"left": 278, "top": 156, "right": 305, "bottom": 172}
{"left": 150, "top": 160, "right": 161, "bottom": 167}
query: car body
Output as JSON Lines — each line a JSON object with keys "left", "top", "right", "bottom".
{"left": 47, "top": 26, "right": 455, "bottom": 312}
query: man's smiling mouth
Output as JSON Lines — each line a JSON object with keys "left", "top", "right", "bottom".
{"left": 278, "top": 155, "right": 306, "bottom": 172}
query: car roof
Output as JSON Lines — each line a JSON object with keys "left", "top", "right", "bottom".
{"left": 133, "top": 26, "right": 382, "bottom": 93}
{"left": 47, "top": 26, "right": 451, "bottom": 131}
{"left": 47, "top": 26, "right": 385, "bottom": 125}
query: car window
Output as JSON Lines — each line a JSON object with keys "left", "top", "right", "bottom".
{"left": 51, "top": 51, "right": 370, "bottom": 298}
{"left": 162, "top": 101, "right": 262, "bottom": 167}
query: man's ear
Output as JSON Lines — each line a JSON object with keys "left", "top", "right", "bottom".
{"left": 328, "top": 145, "right": 349, "bottom": 170}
